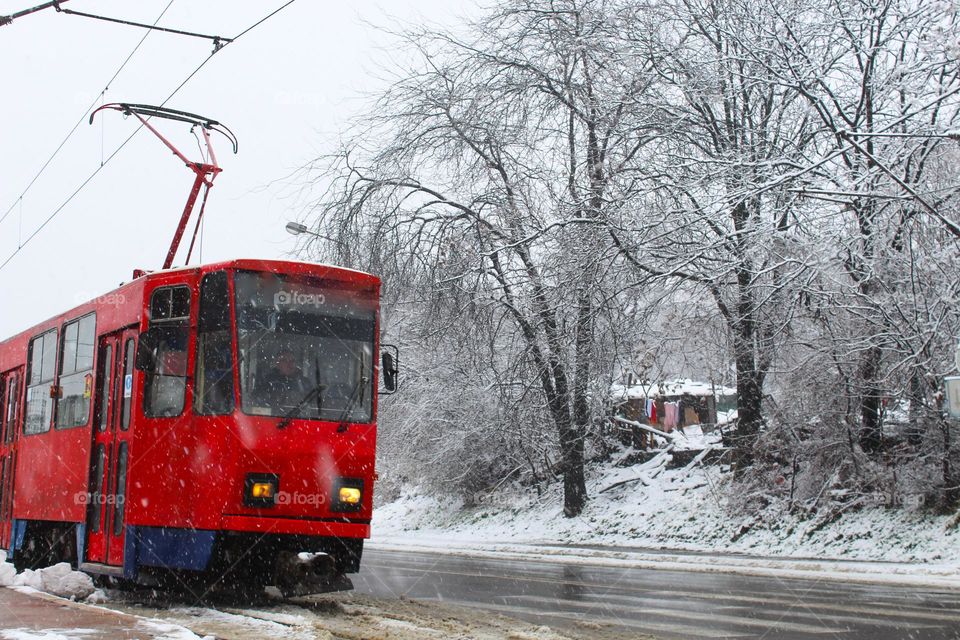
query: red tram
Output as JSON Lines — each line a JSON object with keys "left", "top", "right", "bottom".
{"left": 0, "top": 258, "right": 396, "bottom": 591}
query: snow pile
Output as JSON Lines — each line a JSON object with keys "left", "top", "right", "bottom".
{"left": 671, "top": 424, "right": 722, "bottom": 450}
{"left": 135, "top": 620, "right": 214, "bottom": 640}
{"left": 0, "top": 558, "right": 95, "bottom": 600}
{"left": 0, "top": 552, "right": 15, "bottom": 587}
{"left": 508, "top": 626, "right": 569, "bottom": 640}
{"left": 84, "top": 589, "right": 108, "bottom": 604}
{"left": 15, "top": 563, "right": 95, "bottom": 600}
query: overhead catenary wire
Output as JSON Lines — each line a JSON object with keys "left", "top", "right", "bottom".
{"left": 0, "top": 0, "right": 176, "bottom": 228}
{"left": 0, "top": 0, "right": 299, "bottom": 273}
{"left": 55, "top": 6, "right": 233, "bottom": 52}
{"left": 0, "top": 53, "right": 222, "bottom": 273}
{"left": 0, "top": 52, "right": 220, "bottom": 272}
{"left": 0, "top": 0, "right": 70, "bottom": 27}
{"left": 0, "top": 56, "right": 214, "bottom": 273}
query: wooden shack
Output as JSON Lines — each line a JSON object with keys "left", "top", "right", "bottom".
{"left": 610, "top": 378, "right": 736, "bottom": 450}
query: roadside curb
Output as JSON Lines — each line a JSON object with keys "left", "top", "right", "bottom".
{"left": 367, "top": 539, "right": 960, "bottom": 591}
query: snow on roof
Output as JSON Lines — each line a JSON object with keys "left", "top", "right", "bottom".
{"left": 610, "top": 378, "right": 736, "bottom": 401}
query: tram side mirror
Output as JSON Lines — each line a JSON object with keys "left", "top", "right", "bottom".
{"left": 135, "top": 329, "right": 160, "bottom": 372}
{"left": 381, "top": 346, "right": 399, "bottom": 394}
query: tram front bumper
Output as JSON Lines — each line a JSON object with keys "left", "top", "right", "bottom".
{"left": 221, "top": 514, "right": 370, "bottom": 539}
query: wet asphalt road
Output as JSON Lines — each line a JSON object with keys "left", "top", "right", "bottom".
{"left": 354, "top": 548, "right": 960, "bottom": 639}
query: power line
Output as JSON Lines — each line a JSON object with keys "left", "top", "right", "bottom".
{"left": 0, "top": 52, "right": 220, "bottom": 273}
{"left": 232, "top": 0, "right": 297, "bottom": 41}
{"left": 0, "top": 0, "right": 299, "bottom": 273}
{"left": 0, "top": 0, "right": 175, "bottom": 228}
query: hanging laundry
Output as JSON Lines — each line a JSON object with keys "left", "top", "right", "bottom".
{"left": 664, "top": 402, "right": 679, "bottom": 430}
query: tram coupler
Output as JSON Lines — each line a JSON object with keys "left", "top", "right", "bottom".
{"left": 274, "top": 551, "right": 354, "bottom": 597}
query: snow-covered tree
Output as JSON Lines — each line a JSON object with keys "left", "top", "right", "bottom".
{"left": 298, "top": 0, "right": 662, "bottom": 516}
{"left": 294, "top": 0, "right": 960, "bottom": 514}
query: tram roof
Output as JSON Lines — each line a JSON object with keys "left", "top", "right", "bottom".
{"left": 0, "top": 259, "right": 379, "bottom": 361}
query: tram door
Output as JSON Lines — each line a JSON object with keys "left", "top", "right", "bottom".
{"left": 0, "top": 368, "right": 23, "bottom": 550}
{"left": 86, "top": 329, "right": 137, "bottom": 566}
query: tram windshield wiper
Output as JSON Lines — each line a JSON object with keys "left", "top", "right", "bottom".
{"left": 276, "top": 383, "right": 325, "bottom": 429}
{"left": 277, "top": 359, "right": 324, "bottom": 430}
{"left": 335, "top": 360, "right": 367, "bottom": 433}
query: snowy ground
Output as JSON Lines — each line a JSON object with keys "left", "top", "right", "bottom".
{"left": 0, "top": 587, "right": 645, "bottom": 640}
{"left": 371, "top": 452, "right": 960, "bottom": 589}
{"left": 0, "top": 551, "right": 641, "bottom": 640}
{"left": 0, "top": 585, "right": 643, "bottom": 640}
{"left": 98, "top": 590, "right": 642, "bottom": 640}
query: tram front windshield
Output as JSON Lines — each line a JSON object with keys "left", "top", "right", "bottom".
{"left": 234, "top": 271, "right": 375, "bottom": 423}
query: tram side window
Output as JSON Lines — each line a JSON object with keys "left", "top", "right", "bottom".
{"left": 143, "top": 286, "right": 190, "bottom": 418}
{"left": 0, "top": 457, "right": 6, "bottom": 518}
{"left": 0, "top": 377, "right": 6, "bottom": 443}
{"left": 150, "top": 287, "right": 190, "bottom": 323}
{"left": 95, "top": 345, "right": 112, "bottom": 432}
{"left": 195, "top": 271, "right": 234, "bottom": 415}
{"left": 3, "top": 374, "right": 18, "bottom": 443}
{"left": 25, "top": 329, "right": 57, "bottom": 435}
{"left": 113, "top": 442, "right": 128, "bottom": 535}
{"left": 56, "top": 313, "right": 96, "bottom": 429}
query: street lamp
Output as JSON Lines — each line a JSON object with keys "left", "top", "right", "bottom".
{"left": 285, "top": 221, "right": 311, "bottom": 236}
{"left": 285, "top": 221, "right": 344, "bottom": 246}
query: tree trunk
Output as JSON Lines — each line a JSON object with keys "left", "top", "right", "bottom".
{"left": 567, "top": 285, "right": 593, "bottom": 517}
{"left": 730, "top": 241, "right": 765, "bottom": 469}
{"left": 559, "top": 411, "right": 587, "bottom": 517}
{"left": 907, "top": 370, "right": 925, "bottom": 447}
{"left": 542, "top": 370, "right": 585, "bottom": 518}
{"left": 857, "top": 344, "right": 883, "bottom": 453}
{"left": 938, "top": 391, "right": 958, "bottom": 509}
{"left": 733, "top": 344, "right": 764, "bottom": 469}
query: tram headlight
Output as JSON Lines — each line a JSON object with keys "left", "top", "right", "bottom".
{"left": 251, "top": 482, "right": 275, "bottom": 499}
{"left": 244, "top": 473, "right": 279, "bottom": 508}
{"left": 333, "top": 478, "right": 364, "bottom": 512}
{"left": 339, "top": 487, "right": 362, "bottom": 504}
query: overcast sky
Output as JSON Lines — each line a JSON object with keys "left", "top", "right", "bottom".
{"left": 0, "top": 0, "right": 476, "bottom": 338}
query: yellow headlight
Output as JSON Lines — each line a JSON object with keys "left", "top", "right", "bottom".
{"left": 251, "top": 482, "right": 275, "bottom": 499}
{"left": 338, "top": 486, "right": 362, "bottom": 505}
